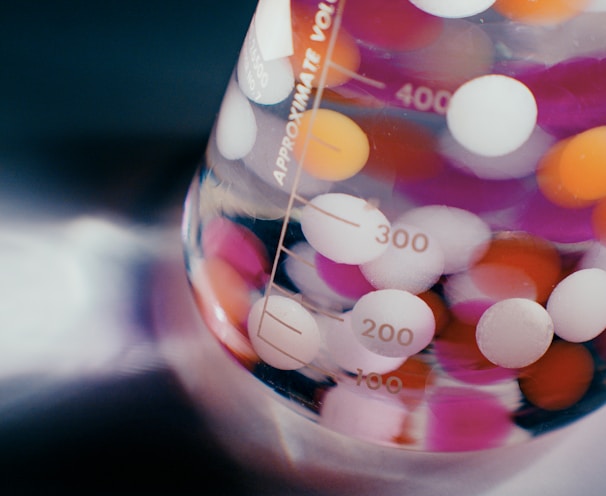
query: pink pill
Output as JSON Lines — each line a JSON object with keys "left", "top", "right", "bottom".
{"left": 202, "top": 217, "right": 270, "bottom": 288}
{"left": 513, "top": 189, "right": 595, "bottom": 244}
{"left": 342, "top": 0, "right": 443, "bottom": 51}
{"left": 395, "top": 161, "right": 528, "bottom": 216}
{"left": 426, "top": 387, "right": 513, "bottom": 452}
{"left": 315, "top": 253, "right": 375, "bottom": 300}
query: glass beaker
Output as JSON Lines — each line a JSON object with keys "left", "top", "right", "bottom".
{"left": 179, "top": 0, "right": 606, "bottom": 481}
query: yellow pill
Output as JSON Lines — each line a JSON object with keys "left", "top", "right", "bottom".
{"left": 493, "top": 0, "right": 589, "bottom": 24}
{"left": 559, "top": 126, "right": 606, "bottom": 201}
{"left": 294, "top": 109, "right": 370, "bottom": 181}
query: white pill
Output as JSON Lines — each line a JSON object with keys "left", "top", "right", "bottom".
{"left": 253, "top": 0, "right": 294, "bottom": 61}
{"left": 216, "top": 79, "right": 257, "bottom": 160}
{"left": 447, "top": 75, "right": 537, "bottom": 157}
{"left": 546, "top": 268, "right": 606, "bottom": 343}
{"left": 319, "top": 384, "right": 407, "bottom": 443}
{"left": 361, "top": 221, "right": 444, "bottom": 294}
{"left": 398, "top": 205, "right": 491, "bottom": 274}
{"left": 237, "top": 18, "right": 294, "bottom": 105}
{"left": 247, "top": 295, "right": 321, "bottom": 370}
{"left": 409, "top": 0, "right": 496, "bottom": 18}
{"left": 323, "top": 313, "right": 407, "bottom": 375}
{"left": 476, "top": 298, "right": 554, "bottom": 368}
{"left": 351, "top": 289, "right": 435, "bottom": 358}
{"left": 439, "top": 126, "right": 554, "bottom": 180}
{"left": 301, "top": 193, "right": 391, "bottom": 265}
{"left": 284, "top": 241, "right": 356, "bottom": 311}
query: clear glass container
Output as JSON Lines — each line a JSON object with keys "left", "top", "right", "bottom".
{"left": 181, "top": 0, "right": 606, "bottom": 464}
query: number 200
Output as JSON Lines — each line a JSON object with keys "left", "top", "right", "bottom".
{"left": 361, "top": 318, "right": 414, "bottom": 346}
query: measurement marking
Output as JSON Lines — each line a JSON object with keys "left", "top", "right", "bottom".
{"left": 256, "top": 0, "right": 348, "bottom": 387}
{"left": 271, "top": 283, "right": 345, "bottom": 322}
{"left": 328, "top": 61, "right": 386, "bottom": 89}
{"left": 293, "top": 194, "right": 361, "bottom": 228}
{"left": 257, "top": 333, "right": 338, "bottom": 381}
{"left": 281, "top": 246, "right": 316, "bottom": 268}
{"left": 264, "top": 310, "right": 303, "bottom": 335}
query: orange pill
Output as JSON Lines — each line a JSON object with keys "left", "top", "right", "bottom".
{"left": 474, "top": 232, "right": 561, "bottom": 303}
{"left": 203, "top": 257, "right": 252, "bottom": 328}
{"left": 290, "top": 3, "right": 360, "bottom": 88}
{"left": 294, "top": 109, "right": 369, "bottom": 181}
{"left": 591, "top": 198, "right": 606, "bottom": 243}
{"left": 518, "top": 340, "right": 594, "bottom": 411}
{"left": 536, "top": 137, "right": 595, "bottom": 209}
{"left": 356, "top": 114, "right": 443, "bottom": 184}
{"left": 418, "top": 290, "right": 451, "bottom": 337}
{"left": 493, "top": 0, "right": 588, "bottom": 25}
{"left": 559, "top": 126, "right": 606, "bottom": 202}
{"left": 383, "top": 355, "right": 434, "bottom": 410}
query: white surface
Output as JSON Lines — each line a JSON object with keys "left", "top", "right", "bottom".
{"left": 351, "top": 289, "right": 435, "bottom": 357}
{"left": 248, "top": 295, "right": 321, "bottom": 370}
{"left": 301, "top": 193, "right": 390, "bottom": 265}
{"left": 447, "top": 75, "right": 537, "bottom": 157}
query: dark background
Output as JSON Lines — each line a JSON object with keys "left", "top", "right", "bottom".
{"left": 1, "top": 0, "right": 256, "bottom": 220}
{"left": 0, "top": 2, "right": 284, "bottom": 494}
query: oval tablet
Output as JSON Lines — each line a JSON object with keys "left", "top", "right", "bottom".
{"left": 216, "top": 79, "right": 257, "bottom": 160}
{"left": 351, "top": 289, "right": 436, "bottom": 358}
{"left": 294, "top": 109, "right": 370, "bottom": 182}
{"left": 476, "top": 298, "right": 554, "bottom": 368}
{"left": 447, "top": 75, "right": 537, "bottom": 157}
{"left": 546, "top": 268, "right": 606, "bottom": 343}
{"left": 247, "top": 295, "right": 321, "bottom": 370}
{"left": 323, "top": 313, "right": 407, "bottom": 375}
{"left": 361, "top": 221, "right": 445, "bottom": 294}
{"left": 398, "top": 205, "right": 491, "bottom": 274}
{"left": 301, "top": 193, "right": 391, "bottom": 265}
{"left": 237, "top": 19, "right": 294, "bottom": 105}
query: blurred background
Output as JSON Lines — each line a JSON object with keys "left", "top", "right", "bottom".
{"left": 2, "top": 2, "right": 606, "bottom": 495}
{"left": 0, "top": 1, "right": 279, "bottom": 494}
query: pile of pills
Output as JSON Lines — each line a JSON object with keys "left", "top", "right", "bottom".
{"left": 185, "top": 0, "right": 606, "bottom": 451}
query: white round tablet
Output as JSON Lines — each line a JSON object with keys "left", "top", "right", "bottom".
{"left": 300, "top": 193, "right": 391, "bottom": 265}
{"left": 447, "top": 75, "right": 538, "bottom": 157}
{"left": 546, "top": 268, "right": 606, "bottom": 343}
{"left": 216, "top": 79, "right": 258, "bottom": 160}
{"left": 360, "top": 221, "right": 445, "bottom": 294}
{"left": 247, "top": 295, "right": 321, "bottom": 370}
{"left": 398, "top": 205, "right": 491, "bottom": 274}
{"left": 323, "top": 313, "right": 407, "bottom": 375}
{"left": 476, "top": 298, "right": 554, "bottom": 368}
{"left": 409, "top": 0, "right": 496, "bottom": 18}
{"left": 351, "top": 289, "right": 435, "bottom": 358}
{"left": 237, "top": 19, "right": 295, "bottom": 105}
